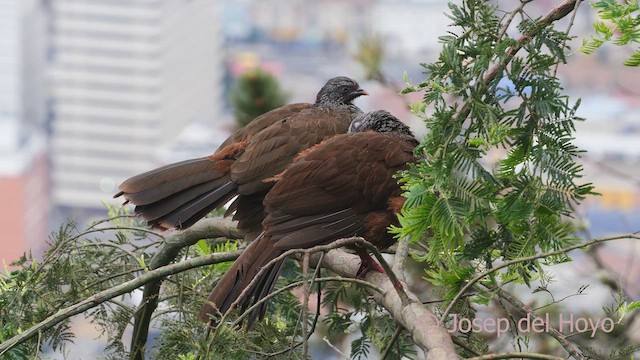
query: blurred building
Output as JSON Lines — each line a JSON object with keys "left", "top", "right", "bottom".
{"left": 0, "top": 0, "right": 50, "bottom": 263}
{"left": 49, "top": 0, "right": 224, "bottom": 212}
{"left": 252, "top": 0, "right": 373, "bottom": 44}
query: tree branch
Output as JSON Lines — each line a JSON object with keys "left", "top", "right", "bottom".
{"left": 314, "top": 248, "right": 459, "bottom": 360}
{"left": 0, "top": 249, "right": 242, "bottom": 356}
{"left": 440, "top": 234, "right": 640, "bottom": 324}
{"left": 493, "top": 287, "right": 585, "bottom": 359}
{"left": 130, "top": 217, "right": 241, "bottom": 360}
{"left": 392, "top": 237, "right": 410, "bottom": 282}
{"left": 457, "top": 0, "right": 579, "bottom": 122}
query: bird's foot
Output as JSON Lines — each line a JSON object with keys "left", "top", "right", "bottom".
{"left": 355, "top": 248, "right": 385, "bottom": 278}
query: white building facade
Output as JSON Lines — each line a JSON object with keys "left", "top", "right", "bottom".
{"left": 49, "top": 0, "right": 223, "bottom": 209}
{"left": 0, "top": 0, "right": 50, "bottom": 261}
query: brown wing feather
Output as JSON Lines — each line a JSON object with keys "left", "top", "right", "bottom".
{"left": 231, "top": 107, "right": 355, "bottom": 192}
{"left": 215, "top": 103, "right": 312, "bottom": 151}
{"left": 265, "top": 132, "right": 416, "bottom": 216}
{"left": 117, "top": 103, "right": 314, "bottom": 230}
{"left": 262, "top": 132, "right": 417, "bottom": 250}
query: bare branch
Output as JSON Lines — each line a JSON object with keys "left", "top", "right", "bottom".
{"left": 233, "top": 276, "right": 384, "bottom": 328}
{"left": 380, "top": 326, "right": 403, "bottom": 360}
{"left": 466, "top": 352, "right": 564, "bottom": 360}
{"left": 494, "top": 287, "right": 585, "bottom": 359}
{"left": 440, "top": 234, "right": 640, "bottom": 324}
{"left": 322, "top": 336, "right": 350, "bottom": 359}
{"left": 392, "top": 237, "right": 410, "bottom": 282}
{"left": 316, "top": 248, "right": 459, "bottom": 360}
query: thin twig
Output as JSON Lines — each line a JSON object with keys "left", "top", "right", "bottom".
{"left": 301, "top": 253, "right": 310, "bottom": 359}
{"left": 466, "top": 352, "right": 564, "bottom": 360}
{"left": 451, "top": 335, "right": 482, "bottom": 356}
{"left": 87, "top": 213, "right": 140, "bottom": 230}
{"left": 322, "top": 336, "right": 350, "bottom": 359}
{"left": 554, "top": 0, "right": 584, "bottom": 77}
{"left": 233, "top": 277, "right": 383, "bottom": 328}
{"left": 0, "top": 250, "right": 242, "bottom": 356}
{"left": 440, "top": 233, "right": 640, "bottom": 324}
{"left": 496, "top": 0, "right": 531, "bottom": 41}
{"left": 493, "top": 287, "right": 585, "bottom": 359}
{"left": 380, "top": 326, "right": 403, "bottom": 360}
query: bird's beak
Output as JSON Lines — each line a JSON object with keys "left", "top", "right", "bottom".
{"left": 349, "top": 88, "right": 369, "bottom": 100}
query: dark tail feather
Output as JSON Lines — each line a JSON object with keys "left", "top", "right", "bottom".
{"left": 117, "top": 158, "right": 226, "bottom": 205}
{"left": 199, "top": 233, "right": 283, "bottom": 328}
{"left": 116, "top": 157, "right": 237, "bottom": 229}
{"left": 245, "top": 259, "right": 285, "bottom": 328}
{"left": 152, "top": 181, "right": 238, "bottom": 229}
{"left": 229, "top": 191, "right": 268, "bottom": 235}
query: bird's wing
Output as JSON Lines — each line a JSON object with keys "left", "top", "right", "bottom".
{"left": 215, "top": 103, "right": 312, "bottom": 152}
{"left": 230, "top": 106, "right": 355, "bottom": 194}
{"left": 263, "top": 132, "right": 417, "bottom": 250}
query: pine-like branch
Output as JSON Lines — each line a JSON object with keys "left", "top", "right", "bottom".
{"left": 129, "top": 217, "right": 241, "bottom": 360}
{"left": 0, "top": 249, "right": 242, "bottom": 356}
{"left": 458, "top": 0, "right": 579, "bottom": 122}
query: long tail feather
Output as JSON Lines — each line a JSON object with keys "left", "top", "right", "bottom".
{"left": 152, "top": 181, "right": 237, "bottom": 229}
{"left": 199, "top": 233, "right": 283, "bottom": 328}
{"left": 116, "top": 157, "right": 237, "bottom": 229}
{"left": 118, "top": 158, "right": 225, "bottom": 205}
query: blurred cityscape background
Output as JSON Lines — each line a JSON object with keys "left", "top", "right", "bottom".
{"left": 1, "top": 0, "right": 640, "bottom": 357}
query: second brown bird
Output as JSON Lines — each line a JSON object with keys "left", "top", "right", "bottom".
{"left": 200, "top": 110, "right": 419, "bottom": 328}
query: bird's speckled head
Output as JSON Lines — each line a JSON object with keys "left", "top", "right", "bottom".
{"left": 348, "top": 110, "right": 414, "bottom": 138}
{"left": 315, "top": 76, "right": 368, "bottom": 107}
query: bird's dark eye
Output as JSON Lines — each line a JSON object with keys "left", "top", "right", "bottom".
{"left": 341, "top": 86, "right": 349, "bottom": 93}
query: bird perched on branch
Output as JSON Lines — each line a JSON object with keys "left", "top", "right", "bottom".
{"left": 114, "top": 77, "right": 367, "bottom": 234}
{"left": 200, "top": 110, "right": 419, "bottom": 328}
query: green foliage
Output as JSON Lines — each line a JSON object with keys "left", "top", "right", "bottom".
{"left": 581, "top": 0, "right": 640, "bottom": 66}
{"left": 0, "top": 205, "right": 300, "bottom": 359}
{"left": 322, "top": 281, "right": 417, "bottom": 359}
{"left": 352, "top": 32, "right": 386, "bottom": 82}
{"left": 618, "top": 300, "right": 640, "bottom": 323}
{"left": 0, "top": 206, "right": 149, "bottom": 357}
{"left": 230, "top": 67, "right": 289, "bottom": 128}
{"left": 396, "top": 0, "right": 595, "bottom": 296}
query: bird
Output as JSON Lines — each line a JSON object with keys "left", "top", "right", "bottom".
{"left": 199, "top": 110, "right": 419, "bottom": 328}
{"left": 114, "top": 76, "right": 368, "bottom": 235}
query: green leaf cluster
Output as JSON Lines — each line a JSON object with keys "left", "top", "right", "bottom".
{"left": 322, "top": 282, "right": 417, "bottom": 360}
{"left": 581, "top": 0, "right": 640, "bottom": 66}
{"left": 0, "top": 206, "right": 301, "bottom": 359}
{"left": 396, "top": 0, "right": 595, "bottom": 293}
{"left": 230, "top": 67, "right": 289, "bottom": 128}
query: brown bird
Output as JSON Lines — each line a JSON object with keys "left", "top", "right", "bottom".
{"left": 200, "top": 110, "right": 419, "bottom": 327}
{"left": 114, "top": 77, "right": 367, "bottom": 234}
